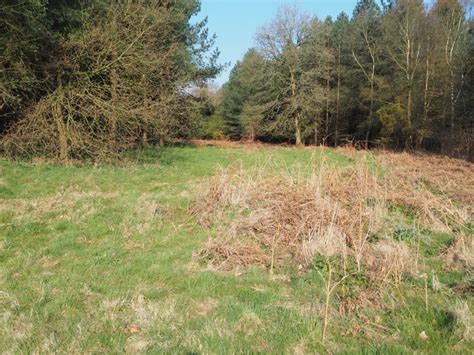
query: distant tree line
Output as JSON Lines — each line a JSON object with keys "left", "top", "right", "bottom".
{"left": 0, "top": 0, "right": 221, "bottom": 159}
{"left": 1, "top": 0, "right": 472, "bottom": 160}
{"left": 219, "top": 0, "right": 473, "bottom": 159}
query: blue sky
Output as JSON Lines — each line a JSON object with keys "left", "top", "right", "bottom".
{"left": 196, "top": 1, "right": 357, "bottom": 86}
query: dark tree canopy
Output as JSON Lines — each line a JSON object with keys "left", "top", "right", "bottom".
{"left": 0, "top": 0, "right": 222, "bottom": 158}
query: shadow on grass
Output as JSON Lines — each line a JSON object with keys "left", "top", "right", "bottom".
{"left": 124, "top": 146, "right": 190, "bottom": 165}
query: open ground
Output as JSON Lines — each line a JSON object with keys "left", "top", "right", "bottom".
{"left": 1, "top": 144, "right": 472, "bottom": 353}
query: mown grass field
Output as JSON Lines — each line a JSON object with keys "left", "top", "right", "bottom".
{"left": 1, "top": 144, "right": 472, "bottom": 353}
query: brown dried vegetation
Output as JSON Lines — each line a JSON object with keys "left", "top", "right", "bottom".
{"left": 191, "top": 151, "right": 472, "bottom": 283}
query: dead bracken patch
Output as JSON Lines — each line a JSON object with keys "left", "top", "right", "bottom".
{"left": 191, "top": 165, "right": 365, "bottom": 271}
{"left": 376, "top": 151, "right": 474, "bottom": 209}
{"left": 190, "top": 139, "right": 287, "bottom": 150}
{"left": 190, "top": 152, "right": 472, "bottom": 282}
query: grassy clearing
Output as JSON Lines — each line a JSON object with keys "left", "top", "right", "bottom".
{"left": 0, "top": 145, "right": 472, "bottom": 353}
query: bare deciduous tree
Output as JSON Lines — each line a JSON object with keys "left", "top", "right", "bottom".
{"left": 256, "top": 5, "right": 311, "bottom": 145}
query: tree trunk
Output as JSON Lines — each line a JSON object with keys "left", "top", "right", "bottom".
{"left": 54, "top": 100, "right": 68, "bottom": 160}
{"left": 295, "top": 115, "right": 302, "bottom": 146}
{"left": 419, "top": 54, "right": 432, "bottom": 148}
{"left": 450, "top": 69, "right": 455, "bottom": 130}
{"left": 141, "top": 74, "right": 149, "bottom": 146}
{"left": 407, "top": 87, "right": 413, "bottom": 127}
{"left": 314, "top": 115, "right": 319, "bottom": 146}
{"left": 369, "top": 62, "right": 375, "bottom": 120}
{"left": 325, "top": 75, "right": 330, "bottom": 146}
{"left": 290, "top": 70, "right": 302, "bottom": 146}
{"left": 423, "top": 55, "right": 430, "bottom": 126}
{"left": 110, "top": 14, "right": 119, "bottom": 139}
{"left": 366, "top": 62, "right": 375, "bottom": 149}
{"left": 249, "top": 127, "right": 255, "bottom": 142}
{"left": 111, "top": 67, "right": 119, "bottom": 137}
{"left": 54, "top": 79, "right": 68, "bottom": 160}
{"left": 351, "top": 42, "right": 375, "bottom": 149}
{"left": 335, "top": 43, "right": 341, "bottom": 147}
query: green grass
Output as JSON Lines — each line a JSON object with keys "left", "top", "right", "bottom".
{"left": 0, "top": 146, "right": 472, "bottom": 353}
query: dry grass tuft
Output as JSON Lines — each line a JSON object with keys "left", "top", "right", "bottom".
{"left": 443, "top": 235, "right": 474, "bottom": 272}
{"left": 452, "top": 301, "right": 473, "bottom": 342}
{"left": 0, "top": 191, "right": 118, "bottom": 222}
{"left": 364, "top": 239, "right": 417, "bottom": 285}
{"left": 98, "top": 294, "right": 181, "bottom": 337}
{"left": 121, "top": 193, "right": 172, "bottom": 237}
{"left": 194, "top": 298, "right": 219, "bottom": 316}
{"left": 235, "top": 312, "right": 265, "bottom": 335}
{"left": 125, "top": 337, "right": 150, "bottom": 354}
{"left": 0, "top": 292, "right": 33, "bottom": 348}
{"left": 134, "top": 193, "right": 174, "bottom": 222}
